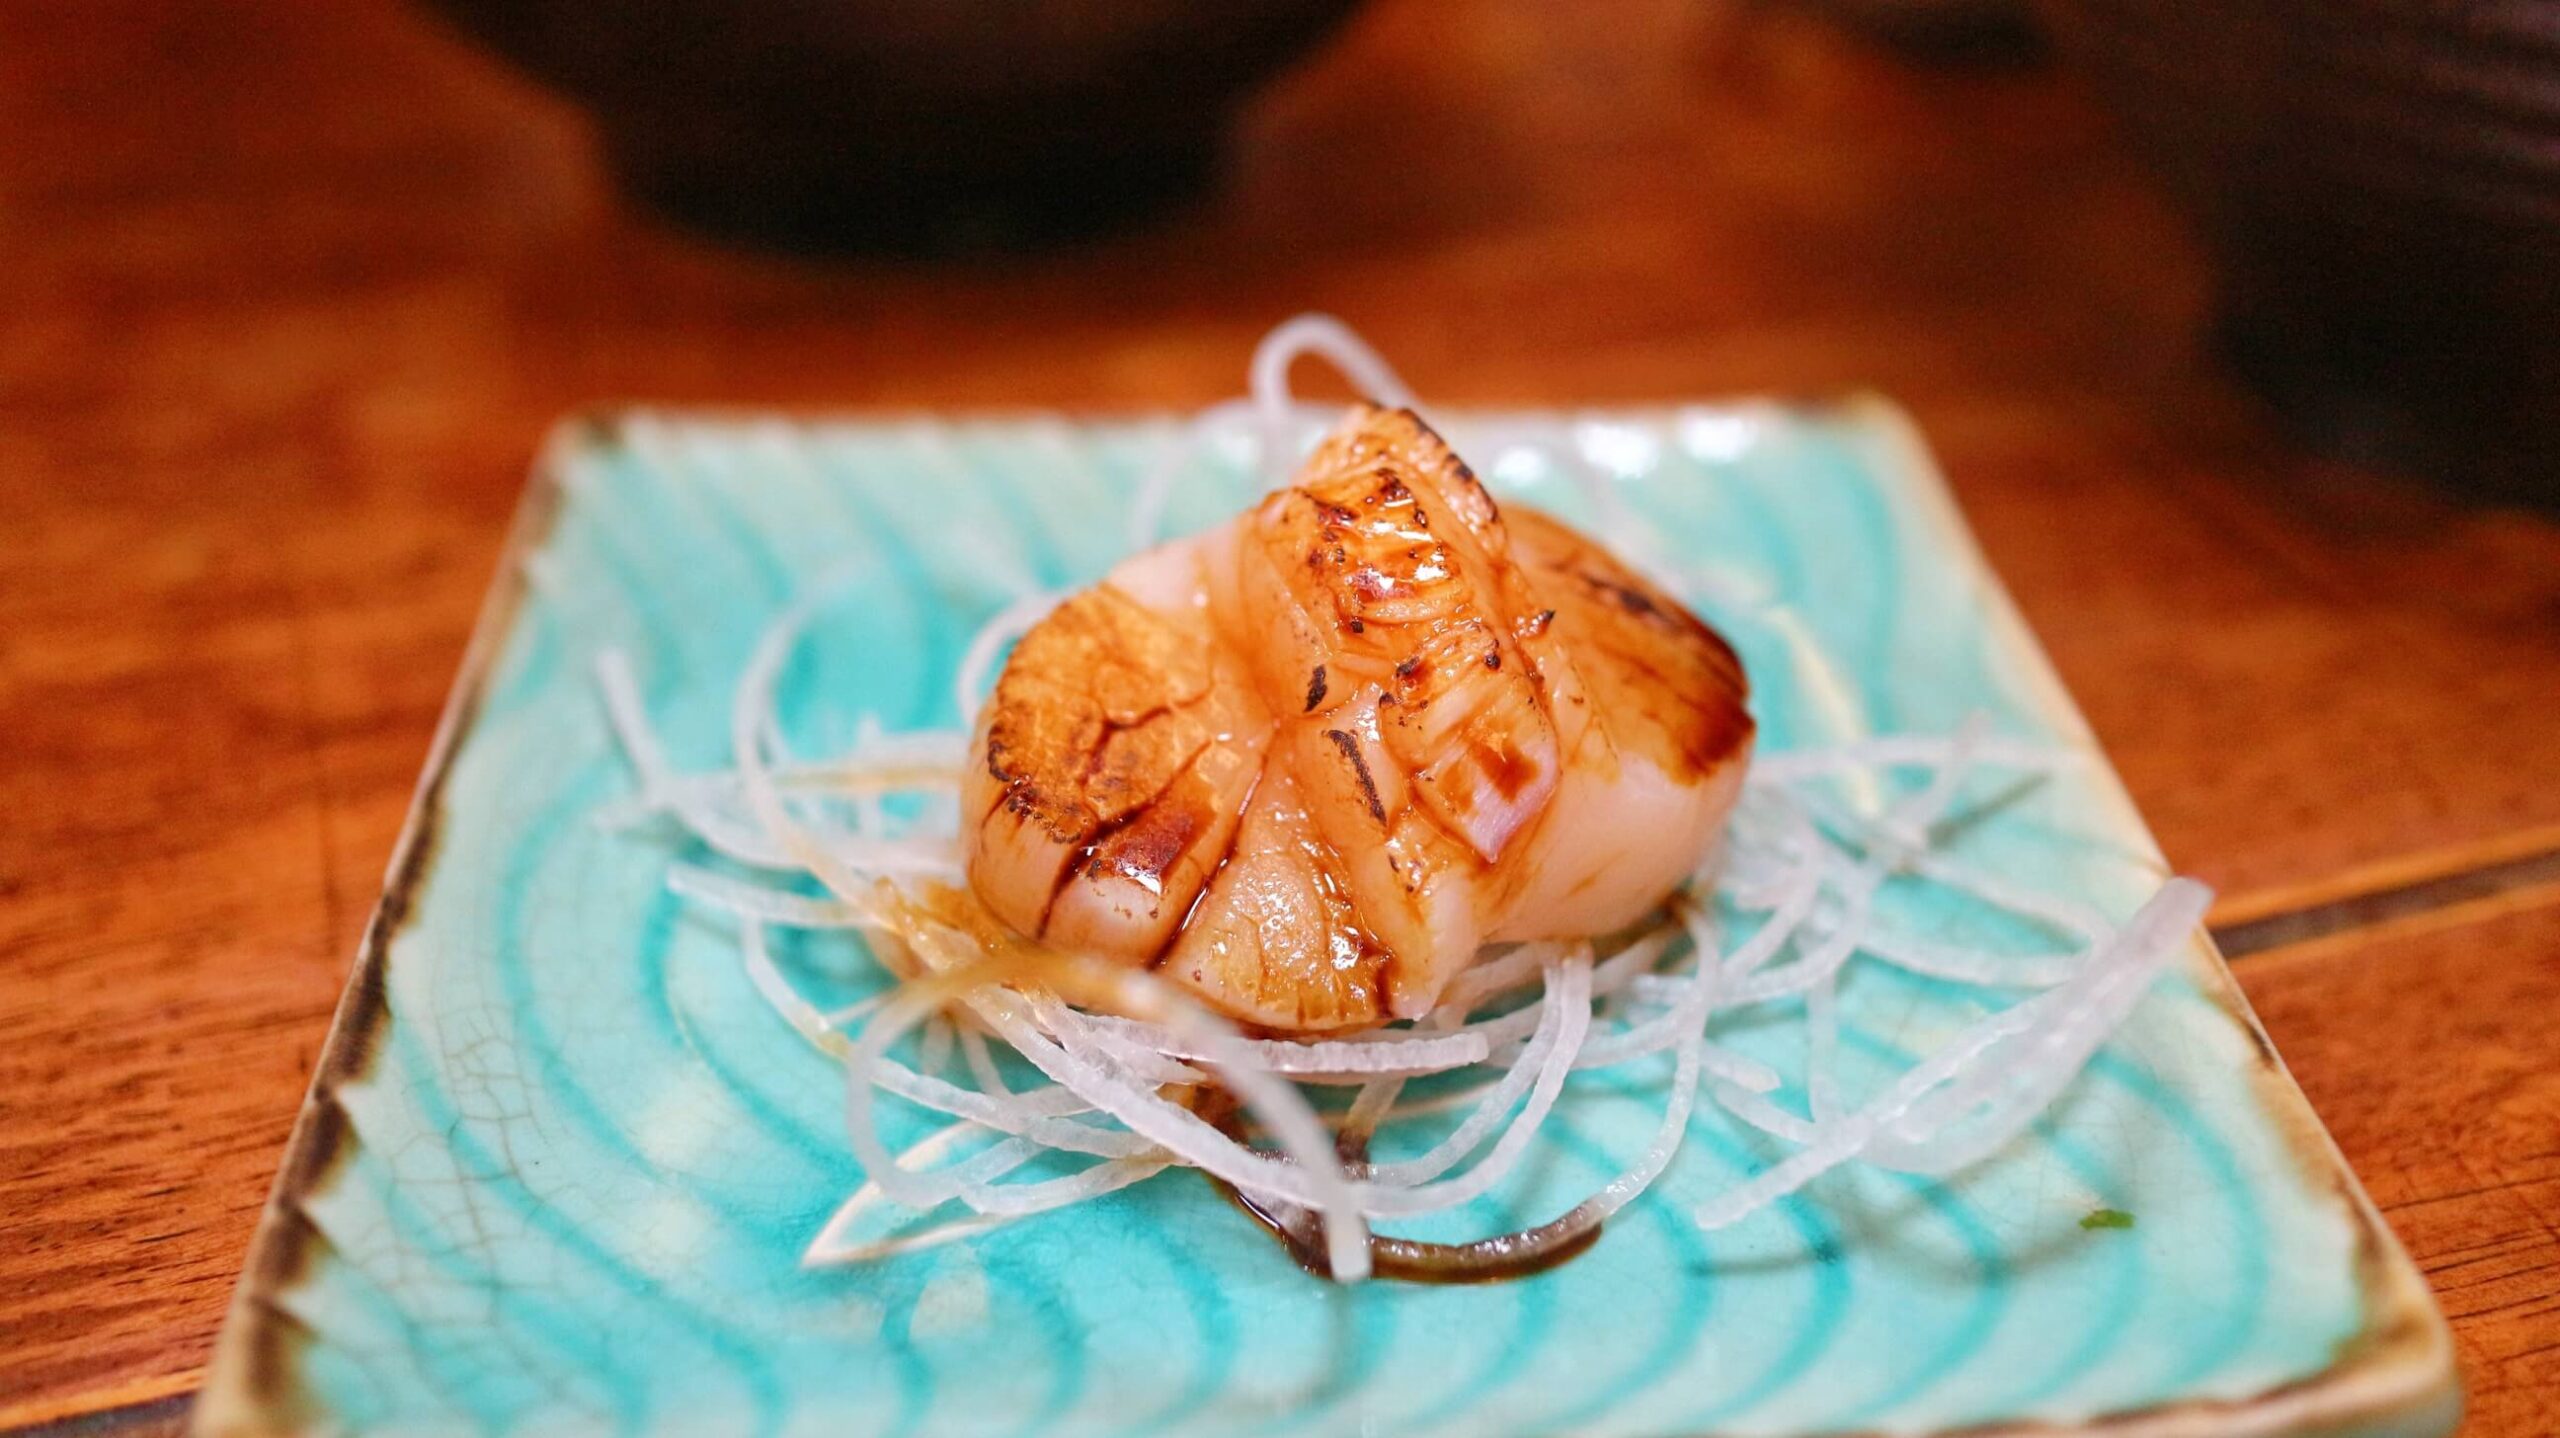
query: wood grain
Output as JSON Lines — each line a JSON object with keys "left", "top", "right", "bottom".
{"left": 2242, "top": 894, "right": 2560, "bottom": 1437}
{"left": 3, "top": 0, "right": 2557, "bottom": 1427}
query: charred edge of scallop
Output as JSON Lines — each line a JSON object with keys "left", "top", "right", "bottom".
{"left": 1382, "top": 407, "right": 1496, "bottom": 521}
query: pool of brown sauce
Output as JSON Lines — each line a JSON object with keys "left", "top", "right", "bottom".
{"left": 1199, "top": 1090, "right": 1602, "bottom": 1284}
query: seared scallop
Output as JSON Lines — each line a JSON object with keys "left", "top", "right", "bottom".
{"left": 964, "top": 404, "right": 1753, "bottom": 1030}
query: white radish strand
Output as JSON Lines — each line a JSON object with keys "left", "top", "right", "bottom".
{"left": 1025, "top": 1001, "right": 1208, "bottom": 1088}
{"left": 737, "top": 916, "right": 849, "bottom": 1052}
{"left": 1363, "top": 954, "right": 1595, "bottom": 1220}
{"left": 602, "top": 644, "right": 969, "bottom": 883}
{"left": 597, "top": 651, "right": 805, "bottom": 868}
{"left": 591, "top": 734, "right": 968, "bottom": 844}
{"left": 1582, "top": 900, "right": 1728, "bottom": 1221}
{"left": 803, "top": 1123, "right": 1017, "bottom": 1266}
{"left": 802, "top": 1130, "right": 1172, "bottom": 1266}
{"left": 1805, "top": 966, "right": 1843, "bottom": 1127}
{"left": 958, "top": 1155, "right": 1176, "bottom": 1218}
{"left": 1365, "top": 958, "right": 1580, "bottom": 1189}
{"left": 918, "top": 1016, "right": 956, "bottom": 1079}
{"left": 738, "top": 922, "right": 1158, "bottom": 1158}
{"left": 670, "top": 864, "right": 886, "bottom": 932}
{"left": 1249, "top": 312, "right": 1420, "bottom": 485}
{"left": 729, "top": 576, "right": 938, "bottom": 920}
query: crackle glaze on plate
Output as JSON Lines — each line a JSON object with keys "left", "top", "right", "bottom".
{"left": 199, "top": 403, "right": 2456, "bottom": 1437}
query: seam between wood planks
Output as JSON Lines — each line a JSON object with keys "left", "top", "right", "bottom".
{"left": 0, "top": 1387, "right": 194, "bottom": 1438}
{"left": 2214, "top": 840, "right": 2560, "bottom": 962}
{"left": 2210, "top": 821, "right": 2560, "bottom": 931}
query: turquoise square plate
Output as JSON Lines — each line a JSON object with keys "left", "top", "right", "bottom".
{"left": 198, "top": 403, "right": 2457, "bottom": 1437}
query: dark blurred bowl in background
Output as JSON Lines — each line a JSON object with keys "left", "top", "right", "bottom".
{"left": 1794, "top": 0, "right": 2048, "bottom": 66}
{"left": 420, "top": 0, "right": 1367, "bottom": 256}
{"left": 2045, "top": 0, "right": 2560, "bottom": 499}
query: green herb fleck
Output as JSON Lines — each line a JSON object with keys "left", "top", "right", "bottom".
{"left": 2080, "top": 1208, "right": 2135, "bottom": 1231}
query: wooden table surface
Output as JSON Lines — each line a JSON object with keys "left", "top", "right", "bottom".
{"left": 5, "top": 0, "right": 2557, "bottom": 1432}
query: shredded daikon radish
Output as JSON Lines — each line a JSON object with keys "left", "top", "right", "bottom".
{"left": 738, "top": 917, "right": 847, "bottom": 1051}
{"left": 1805, "top": 966, "right": 1843, "bottom": 1127}
{"left": 961, "top": 990, "right": 1375, "bottom": 1276}
{"left": 1364, "top": 957, "right": 1580, "bottom": 1189}
{"left": 957, "top": 1155, "right": 1175, "bottom": 1217}
{"left": 670, "top": 864, "right": 883, "bottom": 930}
{"left": 1363, "top": 954, "right": 1594, "bottom": 1220}
{"left": 594, "top": 316, "right": 2215, "bottom": 1282}
{"left": 917, "top": 1016, "right": 956, "bottom": 1079}
{"left": 1026, "top": 1001, "right": 1207, "bottom": 1087}
{"left": 1693, "top": 881, "right": 2203, "bottom": 1228}
{"left": 803, "top": 1124, "right": 1016, "bottom": 1266}
{"left": 1865, "top": 880, "right": 2210, "bottom": 1176}
{"left": 736, "top": 924, "right": 1159, "bottom": 1157}
{"left": 801, "top": 1126, "right": 1170, "bottom": 1264}
{"left": 1580, "top": 901, "right": 1727, "bottom": 1220}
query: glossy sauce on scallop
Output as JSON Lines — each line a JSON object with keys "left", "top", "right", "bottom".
{"left": 963, "top": 404, "right": 1752, "bottom": 1033}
